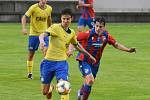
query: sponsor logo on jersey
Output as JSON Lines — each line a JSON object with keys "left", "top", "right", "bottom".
{"left": 36, "top": 17, "right": 46, "bottom": 22}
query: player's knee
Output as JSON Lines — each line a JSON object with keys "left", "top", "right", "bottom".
{"left": 88, "top": 79, "right": 94, "bottom": 85}
{"left": 86, "top": 78, "right": 94, "bottom": 85}
{"left": 42, "top": 90, "right": 48, "bottom": 95}
{"left": 85, "top": 75, "right": 95, "bottom": 85}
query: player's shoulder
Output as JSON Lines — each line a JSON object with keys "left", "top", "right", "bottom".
{"left": 30, "top": 3, "right": 39, "bottom": 9}
{"left": 70, "top": 28, "right": 75, "bottom": 33}
{"left": 49, "top": 24, "right": 60, "bottom": 30}
{"left": 46, "top": 4, "right": 52, "bottom": 10}
{"left": 103, "top": 31, "right": 109, "bottom": 35}
{"left": 52, "top": 23, "right": 60, "bottom": 27}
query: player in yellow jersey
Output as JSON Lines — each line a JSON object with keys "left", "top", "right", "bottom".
{"left": 21, "top": 0, "right": 52, "bottom": 79}
{"left": 39, "top": 8, "right": 96, "bottom": 100}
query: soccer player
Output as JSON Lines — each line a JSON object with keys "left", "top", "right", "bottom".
{"left": 39, "top": 8, "right": 96, "bottom": 100}
{"left": 76, "top": 0, "right": 95, "bottom": 32}
{"left": 21, "top": 0, "right": 52, "bottom": 79}
{"left": 76, "top": 17, "right": 136, "bottom": 100}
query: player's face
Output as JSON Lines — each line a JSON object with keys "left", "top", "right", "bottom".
{"left": 39, "top": 0, "right": 47, "bottom": 6}
{"left": 61, "top": 15, "right": 72, "bottom": 28}
{"left": 95, "top": 21, "right": 105, "bottom": 34}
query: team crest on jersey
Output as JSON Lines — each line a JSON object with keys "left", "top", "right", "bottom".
{"left": 92, "top": 37, "right": 94, "bottom": 40}
{"left": 102, "top": 36, "right": 107, "bottom": 42}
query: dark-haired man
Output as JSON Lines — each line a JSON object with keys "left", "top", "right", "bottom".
{"left": 76, "top": 17, "right": 136, "bottom": 100}
{"left": 39, "top": 8, "right": 96, "bottom": 100}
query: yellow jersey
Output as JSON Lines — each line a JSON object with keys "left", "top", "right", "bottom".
{"left": 45, "top": 24, "right": 78, "bottom": 61}
{"left": 25, "top": 3, "right": 52, "bottom": 36}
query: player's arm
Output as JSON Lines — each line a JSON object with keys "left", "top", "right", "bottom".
{"left": 47, "top": 16, "right": 52, "bottom": 27}
{"left": 74, "top": 43, "right": 96, "bottom": 63}
{"left": 39, "top": 32, "right": 50, "bottom": 50}
{"left": 107, "top": 33, "right": 136, "bottom": 53}
{"left": 21, "top": 15, "right": 28, "bottom": 35}
{"left": 113, "top": 42, "right": 136, "bottom": 53}
{"left": 67, "top": 44, "right": 74, "bottom": 57}
{"left": 67, "top": 31, "right": 89, "bottom": 57}
{"left": 78, "top": 0, "right": 93, "bottom": 8}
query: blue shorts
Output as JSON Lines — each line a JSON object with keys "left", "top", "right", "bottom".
{"left": 78, "top": 61, "right": 99, "bottom": 78}
{"left": 28, "top": 36, "right": 49, "bottom": 51}
{"left": 40, "top": 59, "right": 69, "bottom": 84}
{"left": 78, "top": 16, "right": 95, "bottom": 29}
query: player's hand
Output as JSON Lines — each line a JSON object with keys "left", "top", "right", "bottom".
{"left": 76, "top": 5, "right": 82, "bottom": 9}
{"left": 76, "top": 5, "right": 79, "bottom": 9}
{"left": 39, "top": 42, "right": 46, "bottom": 51}
{"left": 89, "top": 55, "right": 96, "bottom": 64}
{"left": 128, "top": 47, "right": 136, "bottom": 53}
{"left": 22, "top": 28, "right": 28, "bottom": 35}
{"left": 78, "top": 1, "right": 84, "bottom": 7}
{"left": 67, "top": 50, "right": 74, "bottom": 58}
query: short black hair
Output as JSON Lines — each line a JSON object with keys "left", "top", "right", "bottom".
{"left": 94, "top": 17, "right": 106, "bottom": 26}
{"left": 61, "top": 8, "right": 73, "bottom": 17}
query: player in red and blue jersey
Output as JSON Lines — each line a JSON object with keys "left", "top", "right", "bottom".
{"left": 76, "top": 17, "right": 136, "bottom": 100}
{"left": 76, "top": 0, "right": 95, "bottom": 32}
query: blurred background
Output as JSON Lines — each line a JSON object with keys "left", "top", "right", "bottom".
{"left": 0, "top": 0, "right": 150, "bottom": 22}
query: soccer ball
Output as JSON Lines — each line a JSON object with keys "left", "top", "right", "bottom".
{"left": 56, "top": 81, "right": 71, "bottom": 95}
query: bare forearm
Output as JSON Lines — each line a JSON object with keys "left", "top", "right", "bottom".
{"left": 47, "top": 16, "right": 52, "bottom": 27}
{"left": 75, "top": 43, "right": 91, "bottom": 57}
{"left": 79, "top": 3, "right": 93, "bottom": 7}
{"left": 21, "top": 15, "right": 26, "bottom": 29}
{"left": 75, "top": 43, "right": 96, "bottom": 63}
{"left": 39, "top": 33, "right": 47, "bottom": 43}
{"left": 83, "top": 3, "right": 93, "bottom": 7}
{"left": 114, "top": 42, "right": 136, "bottom": 53}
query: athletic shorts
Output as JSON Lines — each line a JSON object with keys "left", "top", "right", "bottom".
{"left": 78, "top": 61, "right": 99, "bottom": 78}
{"left": 78, "top": 16, "right": 95, "bottom": 29}
{"left": 40, "top": 59, "right": 69, "bottom": 84}
{"left": 28, "top": 36, "right": 49, "bottom": 51}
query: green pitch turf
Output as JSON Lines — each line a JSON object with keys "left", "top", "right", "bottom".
{"left": 0, "top": 23, "right": 150, "bottom": 100}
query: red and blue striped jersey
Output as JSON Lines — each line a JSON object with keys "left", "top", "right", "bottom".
{"left": 76, "top": 28, "right": 116, "bottom": 66}
{"left": 80, "top": 0, "right": 95, "bottom": 19}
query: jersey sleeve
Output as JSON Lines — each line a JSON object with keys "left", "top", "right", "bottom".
{"left": 70, "top": 30, "right": 78, "bottom": 46}
{"left": 47, "top": 5, "right": 52, "bottom": 16}
{"left": 25, "top": 5, "right": 35, "bottom": 17}
{"left": 46, "top": 24, "right": 57, "bottom": 36}
{"left": 77, "top": 31, "right": 90, "bottom": 41}
{"left": 107, "top": 33, "right": 116, "bottom": 45}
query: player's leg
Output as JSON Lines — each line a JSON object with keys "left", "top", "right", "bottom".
{"left": 77, "top": 61, "right": 95, "bottom": 100}
{"left": 40, "top": 59, "right": 55, "bottom": 100}
{"left": 27, "top": 36, "right": 39, "bottom": 79}
{"left": 55, "top": 61, "right": 70, "bottom": 100}
{"left": 87, "top": 18, "right": 95, "bottom": 29}
{"left": 80, "top": 74, "right": 94, "bottom": 100}
{"left": 78, "top": 16, "right": 86, "bottom": 32}
{"left": 41, "top": 84, "right": 54, "bottom": 100}
{"left": 27, "top": 51, "right": 34, "bottom": 79}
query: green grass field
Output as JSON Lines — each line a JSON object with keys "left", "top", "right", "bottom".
{"left": 0, "top": 23, "right": 150, "bottom": 100}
